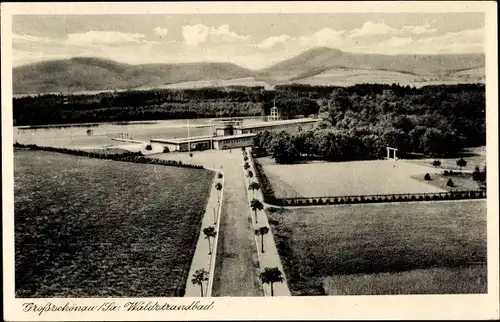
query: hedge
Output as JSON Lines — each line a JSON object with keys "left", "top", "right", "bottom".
{"left": 13, "top": 143, "right": 204, "bottom": 169}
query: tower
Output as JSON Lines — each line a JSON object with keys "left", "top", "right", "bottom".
{"left": 269, "top": 98, "right": 279, "bottom": 121}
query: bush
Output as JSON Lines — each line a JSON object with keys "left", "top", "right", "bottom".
{"left": 411, "top": 195, "right": 417, "bottom": 201}
{"left": 163, "top": 146, "right": 170, "bottom": 153}
{"left": 218, "top": 173, "right": 223, "bottom": 179}
{"left": 243, "top": 156, "right": 249, "bottom": 161}
{"left": 145, "top": 144, "right": 152, "bottom": 151}
{"left": 432, "top": 160, "right": 442, "bottom": 167}
{"left": 247, "top": 170, "right": 253, "bottom": 178}
{"left": 443, "top": 170, "right": 449, "bottom": 175}
{"left": 424, "top": 173, "right": 431, "bottom": 180}
{"left": 446, "top": 178, "right": 455, "bottom": 187}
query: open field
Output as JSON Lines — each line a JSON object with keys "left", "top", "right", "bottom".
{"left": 261, "top": 159, "right": 446, "bottom": 198}
{"left": 141, "top": 77, "right": 273, "bottom": 90}
{"left": 267, "top": 200, "right": 487, "bottom": 295}
{"left": 15, "top": 150, "right": 213, "bottom": 297}
{"left": 287, "top": 67, "right": 485, "bottom": 87}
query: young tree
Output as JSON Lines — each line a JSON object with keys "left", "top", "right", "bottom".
{"left": 215, "top": 182, "right": 223, "bottom": 203}
{"left": 255, "top": 226, "right": 270, "bottom": 253}
{"left": 250, "top": 199, "right": 264, "bottom": 224}
{"left": 447, "top": 178, "right": 455, "bottom": 187}
{"left": 203, "top": 226, "right": 217, "bottom": 255}
{"left": 247, "top": 170, "right": 253, "bottom": 178}
{"left": 472, "top": 165, "right": 482, "bottom": 181}
{"left": 248, "top": 182, "right": 261, "bottom": 197}
{"left": 260, "top": 267, "right": 284, "bottom": 296}
{"left": 456, "top": 157, "right": 467, "bottom": 172}
{"left": 191, "top": 268, "right": 208, "bottom": 297}
{"left": 424, "top": 173, "right": 431, "bottom": 181}
{"left": 244, "top": 162, "right": 250, "bottom": 170}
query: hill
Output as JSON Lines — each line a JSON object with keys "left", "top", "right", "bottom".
{"left": 13, "top": 57, "right": 254, "bottom": 94}
{"left": 259, "top": 47, "right": 485, "bottom": 83}
{"left": 13, "top": 48, "right": 485, "bottom": 94}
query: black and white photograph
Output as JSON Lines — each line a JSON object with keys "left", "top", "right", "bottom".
{"left": 2, "top": 1, "right": 498, "bottom": 321}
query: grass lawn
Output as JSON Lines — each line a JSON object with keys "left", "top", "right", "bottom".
{"left": 267, "top": 200, "right": 486, "bottom": 295}
{"left": 324, "top": 266, "right": 486, "bottom": 295}
{"left": 262, "top": 159, "right": 445, "bottom": 198}
{"left": 14, "top": 149, "right": 213, "bottom": 297}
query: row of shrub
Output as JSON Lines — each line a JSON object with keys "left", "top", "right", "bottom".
{"left": 13, "top": 143, "right": 204, "bottom": 169}
{"left": 252, "top": 156, "right": 280, "bottom": 206}
{"left": 280, "top": 191, "right": 486, "bottom": 206}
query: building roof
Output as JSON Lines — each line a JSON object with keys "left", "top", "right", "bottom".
{"left": 211, "top": 133, "right": 256, "bottom": 141}
{"left": 151, "top": 135, "right": 213, "bottom": 144}
{"left": 236, "top": 118, "right": 319, "bottom": 130}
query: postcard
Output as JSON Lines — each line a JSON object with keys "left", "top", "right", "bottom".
{"left": 2, "top": 1, "right": 498, "bottom": 320}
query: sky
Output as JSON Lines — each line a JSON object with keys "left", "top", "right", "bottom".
{"left": 12, "top": 13, "right": 485, "bottom": 69}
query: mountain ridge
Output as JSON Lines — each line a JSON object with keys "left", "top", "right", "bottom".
{"left": 13, "top": 47, "right": 485, "bottom": 94}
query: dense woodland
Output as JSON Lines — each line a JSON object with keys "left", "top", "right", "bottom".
{"left": 14, "top": 83, "right": 485, "bottom": 160}
{"left": 258, "top": 84, "right": 484, "bottom": 162}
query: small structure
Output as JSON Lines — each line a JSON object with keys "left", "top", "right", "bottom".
{"left": 151, "top": 136, "right": 212, "bottom": 152}
{"left": 386, "top": 147, "right": 398, "bottom": 160}
{"left": 211, "top": 133, "right": 256, "bottom": 150}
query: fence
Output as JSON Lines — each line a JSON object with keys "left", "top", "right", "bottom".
{"left": 279, "top": 190, "right": 486, "bottom": 207}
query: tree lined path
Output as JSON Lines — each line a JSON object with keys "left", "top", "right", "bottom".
{"left": 184, "top": 170, "right": 222, "bottom": 297}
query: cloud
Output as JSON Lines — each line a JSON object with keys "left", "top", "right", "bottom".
{"left": 349, "top": 21, "right": 437, "bottom": 38}
{"left": 13, "top": 33, "right": 56, "bottom": 44}
{"left": 402, "top": 24, "right": 437, "bottom": 35}
{"left": 257, "top": 35, "right": 293, "bottom": 50}
{"left": 410, "top": 28, "right": 483, "bottom": 53}
{"left": 66, "top": 31, "right": 145, "bottom": 45}
{"left": 349, "top": 21, "right": 397, "bottom": 38}
{"left": 153, "top": 27, "right": 169, "bottom": 37}
{"left": 257, "top": 28, "right": 347, "bottom": 51}
{"left": 182, "top": 24, "right": 249, "bottom": 46}
{"left": 382, "top": 36, "right": 413, "bottom": 48}
{"left": 299, "top": 28, "right": 347, "bottom": 47}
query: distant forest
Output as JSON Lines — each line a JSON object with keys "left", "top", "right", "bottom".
{"left": 14, "top": 83, "right": 485, "bottom": 158}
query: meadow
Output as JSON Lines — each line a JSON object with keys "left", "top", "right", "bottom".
{"left": 288, "top": 67, "right": 485, "bottom": 88}
{"left": 267, "top": 200, "right": 487, "bottom": 295}
{"left": 261, "top": 159, "right": 446, "bottom": 198}
{"left": 14, "top": 149, "right": 213, "bottom": 297}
